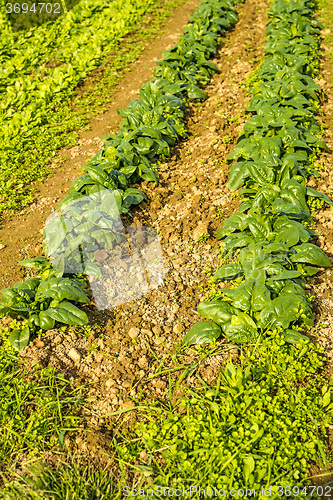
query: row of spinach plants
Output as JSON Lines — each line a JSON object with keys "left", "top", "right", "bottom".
{"left": 0, "top": 0, "right": 172, "bottom": 213}
{"left": 184, "top": 0, "right": 333, "bottom": 349}
{"left": 0, "top": 0, "right": 160, "bottom": 144}
{"left": 0, "top": 0, "right": 240, "bottom": 350}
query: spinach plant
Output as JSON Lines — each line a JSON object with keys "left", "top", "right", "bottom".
{"left": 0, "top": 258, "right": 89, "bottom": 351}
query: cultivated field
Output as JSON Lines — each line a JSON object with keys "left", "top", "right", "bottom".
{"left": 0, "top": 0, "right": 333, "bottom": 497}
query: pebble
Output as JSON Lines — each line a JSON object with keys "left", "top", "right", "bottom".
{"left": 106, "top": 379, "right": 115, "bottom": 388}
{"left": 173, "top": 322, "right": 185, "bottom": 334}
{"left": 141, "top": 328, "right": 153, "bottom": 337}
{"left": 138, "top": 356, "right": 148, "bottom": 369}
{"left": 68, "top": 348, "right": 81, "bottom": 363}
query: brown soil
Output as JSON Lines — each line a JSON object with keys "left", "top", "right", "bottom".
{"left": 304, "top": 14, "right": 333, "bottom": 488}
{"left": 13, "top": 0, "right": 269, "bottom": 477}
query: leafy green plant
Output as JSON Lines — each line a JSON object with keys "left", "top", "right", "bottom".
{"left": 0, "top": 258, "right": 89, "bottom": 351}
{"left": 44, "top": 188, "right": 147, "bottom": 276}
{"left": 116, "top": 334, "right": 332, "bottom": 490}
{"left": 195, "top": 232, "right": 210, "bottom": 243}
{"left": 183, "top": 0, "right": 333, "bottom": 347}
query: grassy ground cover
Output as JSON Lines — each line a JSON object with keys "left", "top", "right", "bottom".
{"left": 0, "top": 323, "right": 86, "bottom": 487}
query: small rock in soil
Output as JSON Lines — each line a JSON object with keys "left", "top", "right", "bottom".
{"left": 68, "top": 348, "right": 81, "bottom": 363}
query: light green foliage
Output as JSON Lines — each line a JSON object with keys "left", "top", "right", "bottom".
{"left": 0, "top": 0, "right": 159, "bottom": 144}
{"left": 116, "top": 336, "right": 332, "bottom": 491}
{"left": 0, "top": 328, "right": 82, "bottom": 470}
{"left": 195, "top": 232, "right": 210, "bottom": 243}
{"left": 0, "top": 0, "right": 188, "bottom": 214}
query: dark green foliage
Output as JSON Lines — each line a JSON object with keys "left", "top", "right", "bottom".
{"left": 187, "top": 0, "right": 333, "bottom": 346}
{"left": 0, "top": 259, "right": 89, "bottom": 350}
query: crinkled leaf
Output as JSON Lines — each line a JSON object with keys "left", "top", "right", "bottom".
{"left": 197, "top": 301, "right": 239, "bottom": 325}
{"left": 35, "top": 277, "right": 90, "bottom": 304}
{"left": 291, "top": 243, "right": 332, "bottom": 267}
{"left": 214, "top": 263, "right": 243, "bottom": 281}
{"left": 45, "top": 301, "right": 88, "bottom": 326}
{"left": 258, "top": 294, "right": 313, "bottom": 330}
{"left": 18, "top": 257, "right": 52, "bottom": 272}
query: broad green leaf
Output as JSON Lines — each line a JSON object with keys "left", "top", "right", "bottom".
{"left": 222, "top": 281, "right": 254, "bottom": 311}
{"left": 275, "top": 227, "right": 300, "bottom": 247}
{"left": 297, "top": 264, "right": 319, "bottom": 276}
{"left": 13, "top": 278, "right": 40, "bottom": 292}
{"left": 217, "top": 214, "right": 249, "bottom": 239}
{"left": 248, "top": 221, "right": 268, "bottom": 240}
{"left": 43, "top": 217, "right": 68, "bottom": 256}
{"left": 245, "top": 269, "right": 266, "bottom": 283}
{"left": 35, "top": 277, "right": 89, "bottom": 304}
{"left": 258, "top": 294, "right": 313, "bottom": 330}
{"left": 291, "top": 243, "right": 332, "bottom": 267}
{"left": 270, "top": 270, "right": 302, "bottom": 280}
{"left": 186, "top": 85, "right": 207, "bottom": 99}
{"left": 18, "top": 257, "right": 51, "bottom": 272}
{"left": 224, "top": 233, "right": 255, "bottom": 251}
{"left": 248, "top": 162, "right": 275, "bottom": 186}
{"left": 230, "top": 311, "right": 257, "bottom": 330}
{"left": 251, "top": 282, "right": 271, "bottom": 311}
{"left": 46, "top": 301, "right": 88, "bottom": 326}
{"left": 223, "top": 323, "right": 258, "bottom": 344}
{"left": 214, "top": 263, "right": 243, "bottom": 281}
{"left": 197, "top": 301, "right": 237, "bottom": 325}
{"left": 39, "top": 311, "right": 56, "bottom": 330}
{"left": 182, "top": 321, "right": 221, "bottom": 346}
{"left": 282, "top": 329, "right": 310, "bottom": 344}
{"left": 8, "top": 327, "right": 30, "bottom": 352}
{"left": 306, "top": 187, "right": 333, "bottom": 208}
{"left": 227, "top": 162, "right": 250, "bottom": 191}
{"left": 279, "top": 283, "right": 306, "bottom": 297}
